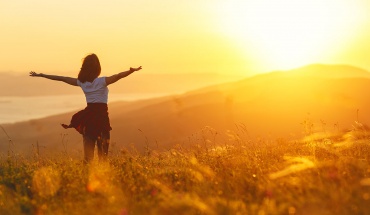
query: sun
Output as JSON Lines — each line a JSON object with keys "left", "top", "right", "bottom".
{"left": 214, "top": 0, "right": 366, "bottom": 71}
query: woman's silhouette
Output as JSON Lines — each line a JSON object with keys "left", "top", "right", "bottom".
{"left": 30, "top": 54, "right": 142, "bottom": 163}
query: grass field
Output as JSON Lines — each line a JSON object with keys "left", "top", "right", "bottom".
{"left": 0, "top": 123, "right": 369, "bottom": 215}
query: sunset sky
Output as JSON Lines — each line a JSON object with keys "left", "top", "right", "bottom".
{"left": 1, "top": 0, "right": 370, "bottom": 76}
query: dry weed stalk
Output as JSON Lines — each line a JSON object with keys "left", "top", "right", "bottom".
{"left": 0, "top": 125, "right": 14, "bottom": 158}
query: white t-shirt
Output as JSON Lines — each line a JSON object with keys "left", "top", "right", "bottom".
{"left": 77, "top": 77, "right": 109, "bottom": 103}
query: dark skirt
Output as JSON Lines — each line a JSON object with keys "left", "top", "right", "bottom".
{"left": 62, "top": 103, "right": 112, "bottom": 141}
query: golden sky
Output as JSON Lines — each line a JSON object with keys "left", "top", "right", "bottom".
{"left": 1, "top": 0, "right": 370, "bottom": 76}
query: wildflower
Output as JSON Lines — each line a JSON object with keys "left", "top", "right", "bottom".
{"left": 119, "top": 208, "right": 128, "bottom": 215}
{"left": 151, "top": 188, "right": 158, "bottom": 196}
{"left": 264, "top": 189, "right": 273, "bottom": 198}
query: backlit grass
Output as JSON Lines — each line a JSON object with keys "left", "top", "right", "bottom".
{"left": 0, "top": 124, "right": 369, "bottom": 214}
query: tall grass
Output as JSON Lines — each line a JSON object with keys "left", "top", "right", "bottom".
{"left": 0, "top": 123, "right": 369, "bottom": 214}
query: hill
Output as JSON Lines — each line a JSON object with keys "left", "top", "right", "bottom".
{"left": 1, "top": 64, "right": 370, "bottom": 155}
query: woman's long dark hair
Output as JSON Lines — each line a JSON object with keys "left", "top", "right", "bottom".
{"left": 78, "top": 54, "right": 101, "bottom": 83}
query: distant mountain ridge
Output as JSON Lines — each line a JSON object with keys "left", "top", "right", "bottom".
{"left": 185, "top": 64, "right": 370, "bottom": 96}
{"left": 2, "top": 64, "right": 370, "bottom": 155}
{"left": 0, "top": 72, "right": 243, "bottom": 96}
{"left": 283, "top": 64, "right": 370, "bottom": 78}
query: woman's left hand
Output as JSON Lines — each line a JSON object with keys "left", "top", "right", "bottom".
{"left": 130, "top": 66, "right": 142, "bottom": 72}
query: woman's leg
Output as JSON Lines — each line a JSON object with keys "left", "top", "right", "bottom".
{"left": 83, "top": 135, "right": 95, "bottom": 163}
{"left": 97, "top": 132, "right": 110, "bottom": 161}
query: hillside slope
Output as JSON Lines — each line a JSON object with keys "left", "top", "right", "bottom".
{"left": 2, "top": 64, "right": 370, "bottom": 155}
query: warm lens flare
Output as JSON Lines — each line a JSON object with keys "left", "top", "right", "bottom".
{"left": 214, "top": 0, "right": 368, "bottom": 71}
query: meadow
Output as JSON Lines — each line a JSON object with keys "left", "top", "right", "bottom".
{"left": 0, "top": 122, "right": 369, "bottom": 215}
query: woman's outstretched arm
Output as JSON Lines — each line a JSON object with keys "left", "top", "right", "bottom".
{"left": 29, "top": 71, "right": 78, "bottom": 86}
{"left": 105, "top": 66, "right": 142, "bottom": 86}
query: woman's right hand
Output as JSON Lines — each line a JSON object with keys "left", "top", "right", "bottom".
{"left": 29, "top": 71, "right": 42, "bottom": 77}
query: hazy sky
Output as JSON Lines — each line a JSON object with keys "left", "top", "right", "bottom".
{"left": 1, "top": 0, "right": 370, "bottom": 76}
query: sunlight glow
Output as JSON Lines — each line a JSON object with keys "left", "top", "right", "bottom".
{"left": 1, "top": 0, "right": 370, "bottom": 75}
{"left": 215, "top": 0, "right": 368, "bottom": 71}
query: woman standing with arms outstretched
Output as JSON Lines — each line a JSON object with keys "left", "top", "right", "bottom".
{"left": 30, "top": 54, "right": 142, "bottom": 163}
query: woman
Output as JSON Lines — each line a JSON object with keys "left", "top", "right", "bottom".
{"left": 30, "top": 53, "right": 142, "bottom": 163}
